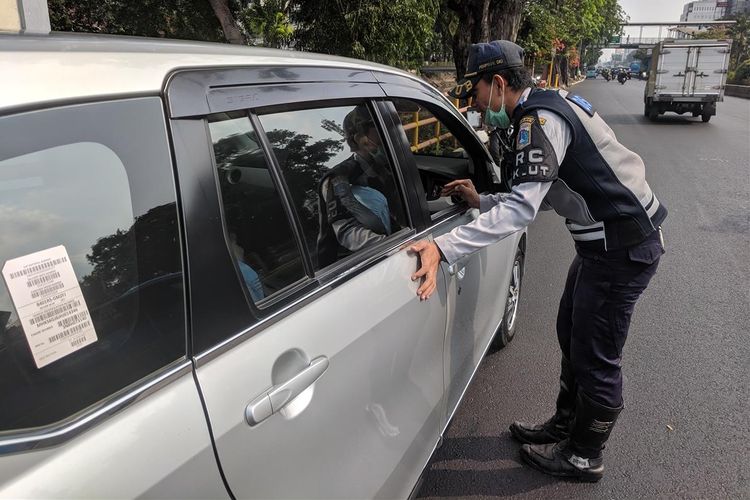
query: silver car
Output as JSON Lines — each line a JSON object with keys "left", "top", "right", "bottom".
{"left": 0, "top": 33, "right": 526, "bottom": 499}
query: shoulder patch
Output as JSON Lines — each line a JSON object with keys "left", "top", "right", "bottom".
{"left": 566, "top": 94, "right": 595, "bottom": 116}
{"left": 516, "top": 115, "right": 534, "bottom": 149}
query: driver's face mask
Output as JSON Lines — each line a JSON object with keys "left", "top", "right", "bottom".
{"left": 360, "top": 135, "right": 387, "bottom": 167}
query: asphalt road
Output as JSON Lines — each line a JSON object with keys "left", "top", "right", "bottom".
{"left": 417, "top": 79, "right": 750, "bottom": 499}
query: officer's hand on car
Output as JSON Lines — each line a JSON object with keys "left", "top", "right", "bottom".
{"left": 440, "top": 179, "right": 480, "bottom": 209}
{"left": 409, "top": 240, "right": 441, "bottom": 301}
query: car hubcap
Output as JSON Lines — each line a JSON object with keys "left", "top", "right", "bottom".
{"left": 506, "top": 258, "right": 521, "bottom": 331}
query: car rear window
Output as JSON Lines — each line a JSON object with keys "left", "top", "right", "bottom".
{"left": 0, "top": 98, "right": 185, "bottom": 432}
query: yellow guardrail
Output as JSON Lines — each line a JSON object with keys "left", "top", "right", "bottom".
{"left": 402, "top": 97, "right": 472, "bottom": 152}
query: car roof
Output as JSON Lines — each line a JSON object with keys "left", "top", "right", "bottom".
{"left": 1, "top": 32, "right": 418, "bottom": 113}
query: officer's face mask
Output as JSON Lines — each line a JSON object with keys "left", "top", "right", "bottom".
{"left": 484, "top": 78, "right": 511, "bottom": 129}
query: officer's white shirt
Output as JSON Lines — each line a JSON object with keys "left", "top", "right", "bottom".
{"left": 435, "top": 87, "right": 572, "bottom": 265}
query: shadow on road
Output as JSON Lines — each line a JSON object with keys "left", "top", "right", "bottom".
{"left": 416, "top": 434, "right": 557, "bottom": 498}
{"left": 601, "top": 113, "right": 703, "bottom": 126}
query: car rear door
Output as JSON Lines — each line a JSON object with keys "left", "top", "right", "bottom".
{"left": 167, "top": 68, "right": 447, "bottom": 499}
{"left": 0, "top": 97, "right": 223, "bottom": 498}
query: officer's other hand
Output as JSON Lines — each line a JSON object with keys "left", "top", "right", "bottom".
{"left": 441, "top": 179, "right": 480, "bottom": 208}
{"left": 409, "top": 240, "right": 440, "bottom": 301}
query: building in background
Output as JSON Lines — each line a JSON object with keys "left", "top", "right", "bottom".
{"left": 680, "top": 1, "right": 726, "bottom": 22}
{"left": 725, "top": 0, "right": 750, "bottom": 15}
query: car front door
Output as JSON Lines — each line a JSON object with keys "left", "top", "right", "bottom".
{"left": 168, "top": 71, "right": 448, "bottom": 499}
{"left": 376, "top": 81, "right": 521, "bottom": 426}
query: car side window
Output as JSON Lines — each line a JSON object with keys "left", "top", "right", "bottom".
{"left": 257, "top": 103, "right": 409, "bottom": 271}
{"left": 0, "top": 98, "right": 185, "bottom": 432}
{"left": 208, "top": 113, "right": 307, "bottom": 305}
{"left": 389, "top": 98, "right": 478, "bottom": 217}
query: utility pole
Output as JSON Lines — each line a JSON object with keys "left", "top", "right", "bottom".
{"left": 0, "top": 0, "right": 50, "bottom": 33}
{"left": 548, "top": 45, "right": 555, "bottom": 87}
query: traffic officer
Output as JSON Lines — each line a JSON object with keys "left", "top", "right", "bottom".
{"left": 409, "top": 40, "right": 667, "bottom": 482}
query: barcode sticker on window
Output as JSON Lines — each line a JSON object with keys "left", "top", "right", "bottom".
{"left": 2, "top": 245, "right": 98, "bottom": 368}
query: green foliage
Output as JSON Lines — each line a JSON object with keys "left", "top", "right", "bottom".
{"left": 732, "top": 58, "right": 750, "bottom": 85}
{"left": 291, "top": 0, "right": 439, "bottom": 69}
{"left": 48, "top": 0, "right": 224, "bottom": 41}
{"left": 239, "top": 0, "right": 293, "bottom": 48}
{"left": 517, "top": 0, "right": 625, "bottom": 60}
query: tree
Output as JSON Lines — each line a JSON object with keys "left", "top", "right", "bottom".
{"left": 291, "top": 0, "right": 439, "bottom": 69}
{"left": 239, "top": 0, "right": 293, "bottom": 48}
{"left": 517, "top": 0, "right": 625, "bottom": 82}
{"left": 48, "top": 0, "right": 225, "bottom": 42}
{"left": 207, "top": 0, "right": 246, "bottom": 44}
{"left": 445, "top": 0, "right": 526, "bottom": 78}
{"left": 727, "top": 15, "right": 749, "bottom": 70}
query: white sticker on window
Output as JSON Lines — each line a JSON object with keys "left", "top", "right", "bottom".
{"left": 2, "top": 245, "right": 97, "bottom": 368}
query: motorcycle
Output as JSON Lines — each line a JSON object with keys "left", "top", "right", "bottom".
{"left": 617, "top": 72, "right": 627, "bottom": 85}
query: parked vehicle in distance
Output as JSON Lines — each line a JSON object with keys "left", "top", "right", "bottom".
{"left": 644, "top": 39, "right": 731, "bottom": 122}
{"left": 0, "top": 33, "right": 527, "bottom": 499}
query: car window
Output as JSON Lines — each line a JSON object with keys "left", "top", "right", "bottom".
{"left": 257, "top": 104, "right": 409, "bottom": 270}
{"left": 208, "top": 113, "right": 306, "bottom": 305}
{"left": 389, "top": 98, "right": 475, "bottom": 217}
{"left": 0, "top": 98, "right": 185, "bottom": 432}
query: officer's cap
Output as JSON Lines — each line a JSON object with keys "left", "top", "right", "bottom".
{"left": 449, "top": 40, "right": 525, "bottom": 99}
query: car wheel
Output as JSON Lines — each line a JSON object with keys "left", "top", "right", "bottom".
{"left": 493, "top": 244, "right": 524, "bottom": 349}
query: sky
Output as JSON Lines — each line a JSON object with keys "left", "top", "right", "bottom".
{"left": 618, "top": 0, "right": 690, "bottom": 36}
{"left": 598, "top": 0, "right": 693, "bottom": 62}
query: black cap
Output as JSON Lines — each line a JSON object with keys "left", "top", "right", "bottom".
{"left": 449, "top": 40, "right": 525, "bottom": 99}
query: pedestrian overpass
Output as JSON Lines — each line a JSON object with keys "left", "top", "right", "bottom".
{"left": 604, "top": 21, "right": 736, "bottom": 49}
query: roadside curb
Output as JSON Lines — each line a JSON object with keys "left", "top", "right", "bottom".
{"left": 567, "top": 78, "right": 586, "bottom": 88}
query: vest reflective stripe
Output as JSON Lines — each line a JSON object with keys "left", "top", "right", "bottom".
{"left": 516, "top": 88, "right": 668, "bottom": 249}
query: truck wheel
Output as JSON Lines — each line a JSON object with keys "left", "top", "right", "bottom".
{"left": 701, "top": 113, "right": 711, "bottom": 123}
{"left": 648, "top": 106, "right": 659, "bottom": 121}
{"left": 644, "top": 101, "right": 649, "bottom": 117}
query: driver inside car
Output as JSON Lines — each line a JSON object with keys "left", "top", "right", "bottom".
{"left": 317, "top": 105, "right": 400, "bottom": 266}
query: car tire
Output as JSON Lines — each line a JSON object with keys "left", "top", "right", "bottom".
{"left": 492, "top": 244, "right": 524, "bottom": 349}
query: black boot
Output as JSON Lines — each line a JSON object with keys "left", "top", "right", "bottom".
{"left": 520, "top": 391, "right": 622, "bottom": 482}
{"left": 509, "top": 357, "right": 576, "bottom": 445}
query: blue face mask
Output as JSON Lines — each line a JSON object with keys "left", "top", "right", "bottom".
{"left": 484, "top": 80, "right": 511, "bottom": 129}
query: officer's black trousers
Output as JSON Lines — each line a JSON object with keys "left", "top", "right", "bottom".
{"left": 556, "top": 230, "right": 663, "bottom": 408}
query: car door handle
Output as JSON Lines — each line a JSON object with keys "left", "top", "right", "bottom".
{"left": 245, "top": 356, "right": 329, "bottom": 426}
